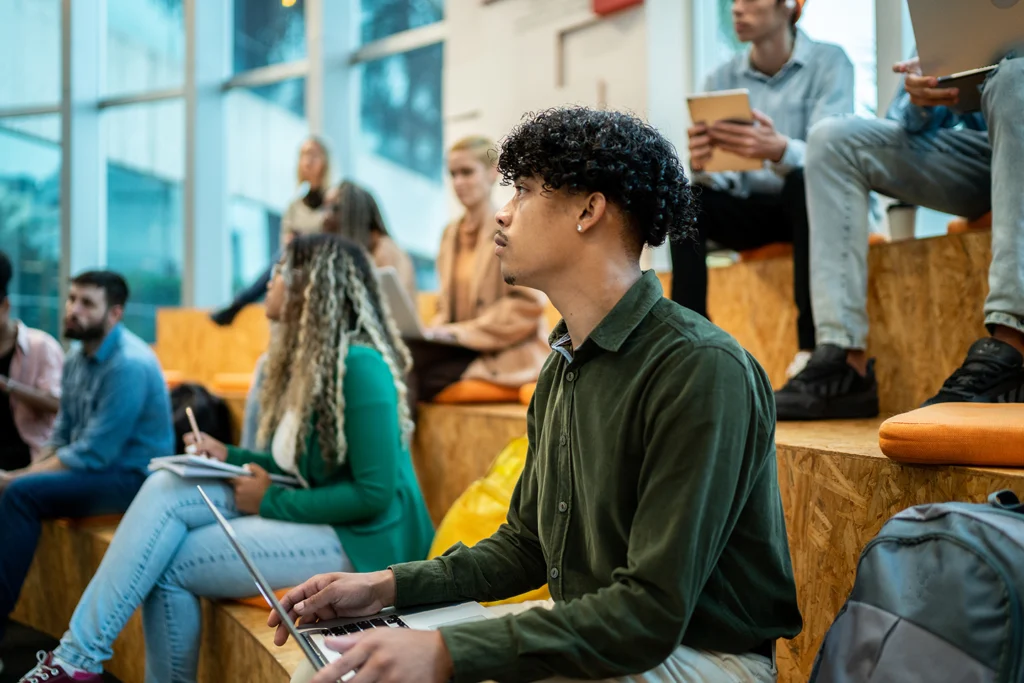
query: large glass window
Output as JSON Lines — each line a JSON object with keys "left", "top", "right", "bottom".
{"left": 106, "top": 0, "right": 185, "bottom": 98}
{"left": 0, "top": 117, "right": 61, "bottom": 337}
{"left": 360, "top": 0, "right": 444, "bottom": 45}
{"left": 355, "top": 43, "right": 446, "bottom": 290}
{"left": 0, "top": 0, "right": 61, "bottom": 108}
{"left": 701, "top": 0, "right": 877, "bottom": 116}
{"left": 226, "top": 78, "right": 308, "bottom": 294}
{"left": 104, "top": 100, "right": 185, "bottom": 341}
{"left": 233, "top": 0, "right": 306, "bottom": 73}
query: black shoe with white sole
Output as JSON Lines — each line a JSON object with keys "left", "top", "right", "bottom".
{"left": 774, "top": 344, "right": 879, "bottom": 420}
{"left": 923, "top": 337, "right": 1024, "bottom": 406}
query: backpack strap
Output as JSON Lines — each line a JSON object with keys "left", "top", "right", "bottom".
{"left": 988, "top": 490, "right": 1024, "bottom": 513}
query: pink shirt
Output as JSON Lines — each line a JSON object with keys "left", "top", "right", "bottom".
{"left": 8, "top": 322, "right": 64, "bottom": 461}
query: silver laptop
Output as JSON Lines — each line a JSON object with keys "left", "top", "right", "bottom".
{"left": 908, "top": 0, "right": 1024, "bottom": 111}
{"left": 376, "top": 266, "right": 461, "bottom": 345}
{"left": 197, "top": 486, "right": 492, "bottom": 678}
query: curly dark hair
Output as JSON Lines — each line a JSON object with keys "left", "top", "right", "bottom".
{"left": 497, "top": 107, "right": 697, "bottom": 249}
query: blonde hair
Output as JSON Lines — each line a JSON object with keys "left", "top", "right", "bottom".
{"left": 257, "top": 234, "right": 413, "bottom": 467}
{"left": 449, "top": 135, "right": 498, "bottom": 169}
{"left": 296, "top": 136, "right": 331, "bottom": 188}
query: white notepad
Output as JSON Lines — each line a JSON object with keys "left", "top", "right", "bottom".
{"left": 149, "top": 455, "right": 300, "bottom": 487}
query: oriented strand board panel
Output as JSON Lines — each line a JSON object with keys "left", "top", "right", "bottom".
{"left": 773, "top": 419, "right": 1024, "bottom": 683}
{"left": 413, "top": 403, "right": 528, "bottom": 524}
{"left": 154, "top": 306, "right": 269, "bottom": 389}
{"left": 14, "top": 520, "right": 296, "bottom": 683}
{"left": 706, "top": 231, "right": 991, "bottom": 414}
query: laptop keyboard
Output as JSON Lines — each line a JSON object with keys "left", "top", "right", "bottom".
{"left": 320, "top": 614, "right": 409, "bottom": 636}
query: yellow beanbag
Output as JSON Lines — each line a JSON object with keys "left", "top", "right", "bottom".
{"left": 433, "top": 379, "right": 521, "bottom": 404}
{"left": 429, "top": 435, "right": 551, "bottom": 606}
{"left": 879, "top": 403, "right": 1024, "bottom": 467}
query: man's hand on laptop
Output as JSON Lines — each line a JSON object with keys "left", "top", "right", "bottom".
{"left": 312, "top": 629, "right": 454, "bottom": 683}
{"left": 893, "top": 57, "right": 960, "bottom": 107}
{"left": 270, "top": 570, "right": 398, "bottom": 645}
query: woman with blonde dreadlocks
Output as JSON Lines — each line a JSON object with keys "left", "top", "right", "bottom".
{"left": 19, "top": 234, "right": 434, "bottom": 683}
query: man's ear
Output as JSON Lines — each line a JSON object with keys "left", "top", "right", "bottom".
{"left": 576, "top": 192, "right": 608, "bottom": 234}
{"left": 108, "top": 304, "right": 125, "bottom": 325}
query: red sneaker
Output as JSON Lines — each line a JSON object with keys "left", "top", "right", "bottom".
{"left": 18, "top": 651, "right": 103, "bottom": 683}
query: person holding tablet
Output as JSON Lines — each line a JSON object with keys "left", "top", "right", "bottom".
{"left": 15, "top": 235, "right": 433, "bottom": 683}
{"left": 775, "top": 50, "right": 1024, "bottom": 418}
{"left": 408, "top": 135, "right": 549, "bottom": 404}
{"left": 670, "top": 0, "right": 854, "bottom": 378}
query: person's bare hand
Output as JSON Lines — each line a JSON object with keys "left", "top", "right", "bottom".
{"left": 182, "top": 432, "right": 228, "bottom": 461}
{"left": 894, "top": 57, "right": 959, "bottom": 107}
{"left": 269, "top": 571, "right": 397, "bottom": 647}
{"left": 231, "top": 464, "right": 272, "bottom": 514}
{"left": 708, "top": 110, "right": 788, "bottom": 163}
{"left": 310, "top": 629, "right": 453, "bottom": 683}
{"left": 688, "top": 123, "right": 713, "bottom": 172}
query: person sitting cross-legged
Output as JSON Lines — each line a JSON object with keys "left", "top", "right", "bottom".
{"left": 277, "top": 107, "right": 801, "bottom": 683}
{"left": 16, "top": 236, "right": 433, "bottom": 683}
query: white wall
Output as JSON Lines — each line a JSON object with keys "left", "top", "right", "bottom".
{"left": 443, "top": 0, "right": 650, "bottom": 219}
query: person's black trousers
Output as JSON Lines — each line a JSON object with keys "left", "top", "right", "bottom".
{"left": 669, "top": 169, "right": 814, "bottom": 351}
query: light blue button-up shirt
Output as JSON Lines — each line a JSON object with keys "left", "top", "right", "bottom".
{"left": 50, "top": 323, "right": 174, "bottom": 473}
{"left": 697, "top": 30, "right": 855, "bottom": 198}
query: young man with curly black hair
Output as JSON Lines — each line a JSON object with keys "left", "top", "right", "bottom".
{"left": 275, "top": 107, "right": 801, "bottom": 683}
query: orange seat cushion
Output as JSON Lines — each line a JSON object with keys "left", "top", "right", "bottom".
{"left": 233, "top": 588, "right": 292, "bottom": 610}
{"left": 879, "top": 403, "right": 1024, "bottom": 466}
{"left": 739, "top": 243, "right": 793, "bottom": 263}
{"left": 948, "top": 212, "right": 993, "bottom": 235}
{"left": 519, "top": 383, "right": 537, "bottom": 406}
{"left": 211, "top": 372, "right": 253, "bottom": 395}
{"left": 432, "top": 379, "right": 521, "bottom": 404}
{"left": 163, "top": 370, "right": 185, "bottom": 389}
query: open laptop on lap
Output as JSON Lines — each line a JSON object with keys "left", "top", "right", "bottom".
{"left": 908, "top": 0, "right": 1024, "bottom": 112}
{"left": 376, "top": 266, "right": 463, "bottom": 347}
{"left": 197, "top": 486, "right": 492, "bottom": 678}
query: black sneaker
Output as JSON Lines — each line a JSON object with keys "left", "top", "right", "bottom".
{"left": 923, "top": 337, "right": 1024, "bottom": 406}
{"left": 774, "top": 344, "right": 880, "bottom": 420}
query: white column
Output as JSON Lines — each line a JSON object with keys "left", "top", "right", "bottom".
{"left": 645, "top": 0, "right": 693, "bottom": 271}
{"left": 876, "top": 0, "right": 908, "bottom": 117}
{"left": 306, "top": 0, "right": 357, "bottom": 181}
{"left": 183, "top": 0, "right": 230, "bottom": 307}
{"left": 61, "top": 0, "right": 106, "bottom": 289}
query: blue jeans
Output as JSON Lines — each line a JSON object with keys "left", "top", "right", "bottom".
{"left": 53, "top": 470, "right": 349, "bottom": 683}
{"left": 806, "top": 57, "right": 1024, "bottom": 349}
{"left": 0, "top": 468, "right": 146, "bottom": 642}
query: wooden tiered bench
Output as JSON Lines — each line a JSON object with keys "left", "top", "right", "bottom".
{"left": 774, "top": 420, "right": 1024, "bottom": 682}
{"left": 413, "top": 403, "right": 529, "bottom": 525}
{"left": 13, "top": 518, "right": 300, "bottom": 683}
{"left": 708, "top": 230, "right": 992, "bottom": 414}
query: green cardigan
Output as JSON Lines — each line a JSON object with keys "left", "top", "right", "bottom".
{"left": 225, "top": 345, "right": 434, "bottom": 572}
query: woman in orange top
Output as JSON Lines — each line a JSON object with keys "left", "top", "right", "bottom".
{"left": 408, "top": 136, "right": 549, "bottom": 404}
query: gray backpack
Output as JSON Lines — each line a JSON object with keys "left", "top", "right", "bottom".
{"left": 810, "top": 490, "right": 1024, "bottom": 683}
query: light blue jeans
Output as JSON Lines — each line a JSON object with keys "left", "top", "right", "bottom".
{"left": 53, "top": 470, "right": 349, "bottom": 683}
{"left": 806, "top": 57, "right": 1024, "bottom": 349}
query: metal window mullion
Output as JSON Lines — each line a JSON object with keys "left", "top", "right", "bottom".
{"left": 183, "top": 0, "right": 230, "bottom": 308}
{"left": 305, "top": 0, "right": 356, "bottom": 178}
{"left": 349, "top": 20, "right": 447, "bottom": 65}
{"left": 61, "top": 0, "right": 106, "bottom": 321}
